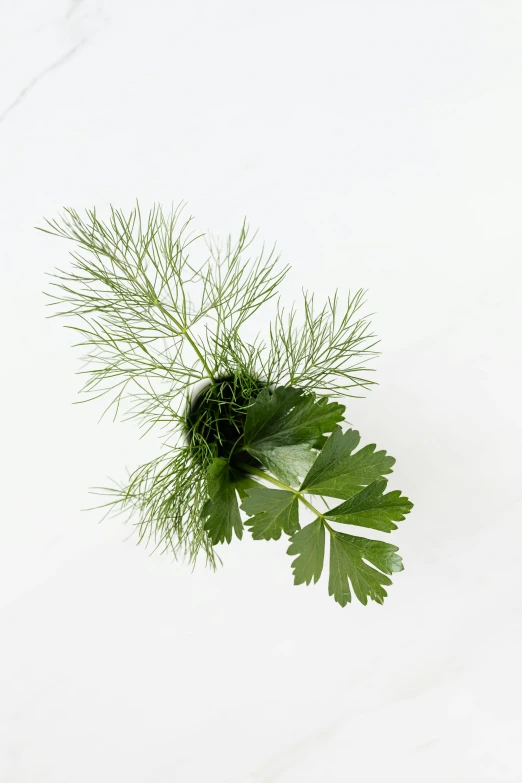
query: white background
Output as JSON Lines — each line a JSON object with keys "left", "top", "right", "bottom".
{"left": 1, "top": 1, "right": 521, "bottom": 781}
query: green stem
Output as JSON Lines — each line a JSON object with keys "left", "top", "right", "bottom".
{"left": 239, "top": 463, "right": 288, "bottom": 490}
{"left": 155, "top": 301, "right": 214, "bottom": 379}
{"left": 237, "top": 462, "right": 335, "bottom": 534}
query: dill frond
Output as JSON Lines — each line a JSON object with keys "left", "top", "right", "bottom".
{"left": 93, "top": 443, "right": 218, "bottom": 567}
{"left": 265, "top": 289, "right": 380, "bottom": 398}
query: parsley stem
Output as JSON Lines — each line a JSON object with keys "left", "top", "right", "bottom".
{"left": 237, "top": 462, "right": 335, "bottom": 534}
{"left": 238, "top": 463, "right": 288, "bottom": 490}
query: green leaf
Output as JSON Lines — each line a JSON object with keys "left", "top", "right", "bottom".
{"left": 241, "top": 487, "right": 300, "bottom": 540}
{"left": 243, "top": 387, "right": 344, "bottom": 452}
{"left": 300, "top": 426, "right": 396, "bottom": 500}
{"left": 328, "top": 531, "right": 403, "bottom": 607}
{"left": 287, "top": 518, "right": 325, "bottom": 585}
{"left": 202, "top": 458, "right": 255, "bottom": 545}
{"left": 247, "top": 442, "right": 317, "bottom": 487}
{"left": 325, "top": 479, "right": 414, "bottom": 532}
{"left": 231, "top": 468, "right": 259, "bottom": 499}
{"left": 200, "top": 499, "right": 212, "bottom": 518}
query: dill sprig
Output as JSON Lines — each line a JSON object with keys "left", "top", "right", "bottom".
{"left": 93, "top": 443, "right": 218, "bottom": 567}
{"left": 266, "top": 288, "right": 379, "bottom": 398}
{"left": 42, "top": 203, "right": 379, "bottom": 566}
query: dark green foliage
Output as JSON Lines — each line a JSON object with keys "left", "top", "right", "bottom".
{"left": 328, "top": 533, "right": 403, "bottom": 607}
{"left": 241, "top": 487, "right": 300, "bottom": 540}
{"left": 201, "top": 458, "right": 256, "bottom": 544}
{"left": 324, "top": 481, "right": 413, "bottom": 532}
{"left": 243, "top": 387, "right": 345, "bottom": 451}
{"left": 185, "top": 374, "right": 266, "bottom": 468}
{"left": 287, "top": 519, "right": 325, "bottom": 586}
{"left": 300, "top": 426, "right": 395, "bottom": 499}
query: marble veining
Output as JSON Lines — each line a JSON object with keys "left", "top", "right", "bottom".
{"left": 0, "top": 42, "right": 86, "bottom": 124}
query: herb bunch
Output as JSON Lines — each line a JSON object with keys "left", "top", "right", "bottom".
{"left": 42, "top": 203, "right": 413, "bottom": 606}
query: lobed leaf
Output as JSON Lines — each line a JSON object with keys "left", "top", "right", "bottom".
{"left": 202, "top": 458, "right": 257, "bottom": 545}
{"left": 243, "top": 387, "right": 344, "bottom": 452}
{"left": 300, "top": 426, "right": 395, "bottom": 500}
{"left": 287, "top": 518, "right": 325, "bottom": 586}
{"left": 328, "top": 531, "right": 403, "bottom": 607}
{"left": 325, "top": 479, "right": 413, "bottom": 532}
{"left": 241, "top": 487, "right": 300, "bottom": 540}
{"left": 247, "top": 442, "right": 317, "bottom": 487}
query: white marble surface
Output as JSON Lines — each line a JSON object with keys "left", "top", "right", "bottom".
{"left": 1, "top": 1, "right": 522, "bottom": 780}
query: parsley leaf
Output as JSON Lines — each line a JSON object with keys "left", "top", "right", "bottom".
{"left": 286, "top": 518, "right": 325, "bottom": 585}
{"left": 202, "top": 458, "right": 256, "bottom": 545}
{"left": 324, "top": 479, "right": 413, "bottom": 532}
{"left": 243, "top": 387, "right": 344, "bottom": 452}
{"left": 203, "top": 397, "right": 412, "bottom": 609}
{"left": 241, "top": 487, "right": 300, "bottom": 540}
{"left": 233, "top": 469, "right": 258, "bottom": 499}
{"left": 249, "top": 442, "right": 317, "bottom": 487}
{"left": 242, "top": 387, "right": 343, "bottom": 486}
{"left": 300, "top": 426, "right": 396, "bottom": 500}
{"left": 328, "top": 531, "right": 403, "bottom": 607}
